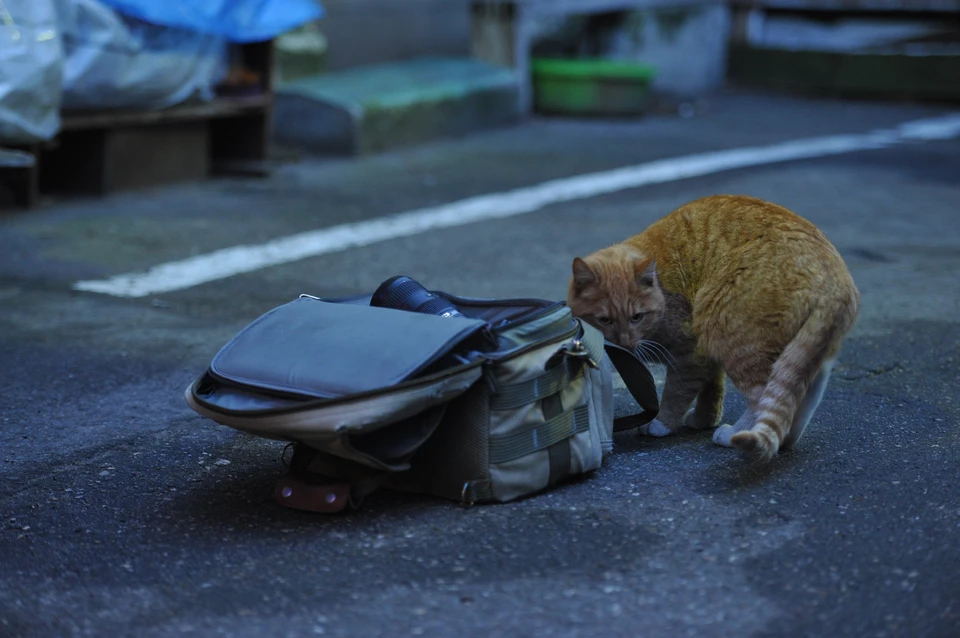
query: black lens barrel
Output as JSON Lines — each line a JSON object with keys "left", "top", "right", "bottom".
{"left": 371, "top": 276, "right": 464, "bottom": 318}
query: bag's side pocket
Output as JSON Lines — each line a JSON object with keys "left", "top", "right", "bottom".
{"left": 484, "top": 325, "right": 607, "bottom": 502}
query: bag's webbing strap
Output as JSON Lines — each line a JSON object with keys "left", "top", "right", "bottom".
{"left": 490, "top": 358, "right": 583, "bottom": 410}
{"left": 489, "top": 322, "right": 605, "bottom": 411}
{"left": 488, "top": 404, "right": 590, "bottom": 464}
{"left": 604, "top": 342, "right": 660, "bottom": 431}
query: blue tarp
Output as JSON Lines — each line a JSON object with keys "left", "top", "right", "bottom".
{"left": 97, "top": 0, "right": 324, "bottom": 43}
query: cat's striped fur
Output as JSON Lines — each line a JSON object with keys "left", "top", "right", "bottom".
{"left": 567, "top": 195, "right": 860, "bottom": 461}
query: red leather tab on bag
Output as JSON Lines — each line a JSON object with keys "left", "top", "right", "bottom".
{"left": 274, "top": 475, "right": 352, "bottom": 513}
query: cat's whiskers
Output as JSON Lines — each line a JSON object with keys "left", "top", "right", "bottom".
{"left": 632, "top": 342, "right": 653, "bottom": 363}
{"left": 634, "top": 342, "right": 659, "bottom": 364}
{"left": 634, "top": 342, "right": 658, "bottom": 366}
{"left": 636, "top": 339, "right": 678, "bottom": 373}
{"left": 644, "top": 340, "right": 678, "bottom": 368}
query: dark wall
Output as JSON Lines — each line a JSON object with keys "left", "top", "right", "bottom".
{"left": 320, "top": 0, "right": 472, "bottom": 70}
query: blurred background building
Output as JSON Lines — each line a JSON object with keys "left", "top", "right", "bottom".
{"left": 1, "top": 0, "right": 957, "bottom": 209}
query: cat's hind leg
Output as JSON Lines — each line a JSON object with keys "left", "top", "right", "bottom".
{"left": 683, "top": 362, "right": 725, "bottom": 430}
{"left": 712, "top": 386, "right": 762, "bottom": 447}
{"left": 728, "top": 358, "right": 834, "bottom": 456}
{"left": 712, "top": 407, "right": 755, "bottom": 447}
{"left": 782, "top": 358, "right": 834, "bottom": 449}
{"left": 730, "top": 304, "right": 845, "bottom": 461}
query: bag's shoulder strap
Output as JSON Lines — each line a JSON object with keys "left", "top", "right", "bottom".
{"left": 573, "top": 321, "right": 660, "bottom": 431}
{"left": 603, "top": 342, "right": 660, "bottom": 431}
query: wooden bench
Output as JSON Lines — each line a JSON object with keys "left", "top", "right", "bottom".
{"left": 1, "top": 41, "right": 274, "bottom": 210}
{"left": 0, "top": 147, "right": 39, "bottom": 209}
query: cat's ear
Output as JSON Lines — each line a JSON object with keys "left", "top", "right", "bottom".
{"left": 635, "top": 257, "right": 657, "bottom": 288}
{"left": 572, "top": 257, "right": 597, "bottom": 290}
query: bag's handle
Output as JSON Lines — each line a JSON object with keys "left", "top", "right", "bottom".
{"left": 603, "top": 342, "right": 660, "bottom": 432}
{"left": 274, "top": 445, "right": 388, "bottom": 513}
{"left": 274, "top": 474, "right": 355, "bottom": 513}
{"left": 572, "top": 321, "right": 660, "bottom": 432}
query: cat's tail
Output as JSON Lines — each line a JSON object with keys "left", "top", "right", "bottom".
{"left": 730, "top": 292, "right": 859, "bottom": 461}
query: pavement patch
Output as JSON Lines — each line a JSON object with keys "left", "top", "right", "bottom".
{"left": 73, "top": 113, "right": 960, "bottom": 298}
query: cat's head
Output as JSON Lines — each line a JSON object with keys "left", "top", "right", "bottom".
{"left": 566, "top": 244, "right": 664, "bottom": 350}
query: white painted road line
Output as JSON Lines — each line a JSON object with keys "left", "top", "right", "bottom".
{"left": 74, "top": 113, "right": 960, "bottom": 298}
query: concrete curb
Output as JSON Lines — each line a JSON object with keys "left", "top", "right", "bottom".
{"left": 728, "top": 45, "right": 960, "bottom": 101}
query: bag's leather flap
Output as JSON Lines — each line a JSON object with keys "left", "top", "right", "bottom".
{"left": 210, "top": 297, "right": 489, "bottom": 400}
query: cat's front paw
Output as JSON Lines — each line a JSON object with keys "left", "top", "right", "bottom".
{"left": 683, "top": 408, "right": 721, "bottom": 431}
{"left": 639, "top": 419, "right": 674, "bottom": 437}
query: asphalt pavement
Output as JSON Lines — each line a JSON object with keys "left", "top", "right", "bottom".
{"left": 1, "top": 91, "right": 958, "bottom": 637}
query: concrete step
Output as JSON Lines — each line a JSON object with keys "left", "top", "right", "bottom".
{"left": 728, "top": 45, "right": 960, "bottom": 101}
{"left": 273, "top": 57, "right": 521, "bottom": 155}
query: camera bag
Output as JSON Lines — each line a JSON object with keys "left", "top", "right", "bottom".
{"left": 185, "top": 291, "right": 659, "bottom": 513}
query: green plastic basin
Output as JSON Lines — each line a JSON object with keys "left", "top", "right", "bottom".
{"left": 531, "top": 58, "right": 657, "bottom": 117}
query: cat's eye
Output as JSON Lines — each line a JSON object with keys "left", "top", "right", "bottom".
{"left": 596, "top": 316, "right": 613, "bottom": 326}
{"left": 630, "top": 312, "right": 646, "bottom": 323}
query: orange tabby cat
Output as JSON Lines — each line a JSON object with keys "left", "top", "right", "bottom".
{"left": 567, "top": 195, "right": 860, "bottom": 461}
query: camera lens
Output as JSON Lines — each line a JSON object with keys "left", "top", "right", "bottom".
{"left": 371, "top": 276, "right": 464, "bottom": 318}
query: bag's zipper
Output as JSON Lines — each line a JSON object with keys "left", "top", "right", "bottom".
{"left": 432, "top": 292, "right": 566, "bottom": 333}
{"left": 301, "top": 291, "right": 566, "bottom": 334}
{"left": 201, "top": 318, "right": 579, "bottom": 409}
{"left": 197, "top": 318, "right": 583, "bottom": 416}
{"left": 301, "top": 290, "right": 577, "bottom": 362}
{"left": 198, "top": 358, "right": 486, "bottom": 416}
{"left": 482, "top": 320, "right": 581, "bottom": 363}
{"left": 197, "top": 306, "right": 584, "bottom": 415}
{"left": 204, "top": 367, "right": 329, "bottom": 402}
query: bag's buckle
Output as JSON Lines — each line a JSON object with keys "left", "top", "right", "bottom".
{"left": 565, "top": 339, "right": 599, "bottom": 369}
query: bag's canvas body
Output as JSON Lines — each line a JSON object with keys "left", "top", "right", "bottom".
{"left": 186, "top": 292, "right": 659, "bottom": 512}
